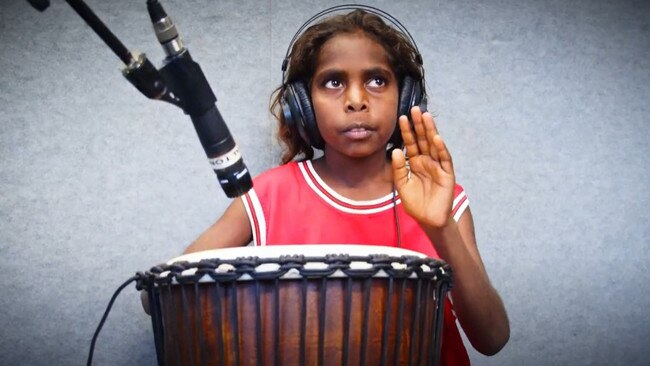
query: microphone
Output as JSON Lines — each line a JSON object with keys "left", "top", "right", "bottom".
{"left": 147, "top": 0, "right": 252, "bottom": 198}
{"left": 27, "top": 0, "right": 49, "bottom": 11}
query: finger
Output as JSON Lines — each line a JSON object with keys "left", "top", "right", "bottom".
{"left": 410, "top": 106, "right": 430, "bottom": 156}
{"left": 423, "top": 112, "right": 440, "bottom": 135}
{"left": 399, "top": 115, "right": 419, "bottom": 158}
{"left": 391, "top": 148, "right": 410, "bottom": 189}
{"left": 433, "top": 134, "right": 454, "bottom": 175}
{"left": 422, "top": 112, "right": 439, "bottom": 161}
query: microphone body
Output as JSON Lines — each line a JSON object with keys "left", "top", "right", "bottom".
{"left": 148, "top": 1, "right": 252, "bottom": 197}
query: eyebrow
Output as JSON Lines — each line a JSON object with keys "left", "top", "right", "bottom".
{"left": 314, "top": 68, "right": 345, "bottom": 82}
{"left": 362, "top": 67, "right": 394, "bottom": 79}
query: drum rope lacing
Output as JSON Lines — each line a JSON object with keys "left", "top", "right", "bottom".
{"left": 135, "top": 254, "right": 452, "bottom": 287}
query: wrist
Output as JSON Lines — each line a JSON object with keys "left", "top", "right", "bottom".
{"left": 421, "top": 215, "right": 457, "bottom": 241}
{"left": 421, "top": 213, "right": 455, "bottom": 231}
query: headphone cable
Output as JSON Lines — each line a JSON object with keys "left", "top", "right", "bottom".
{"left": 392, "top": 185, "right": 402, "bottom": 248}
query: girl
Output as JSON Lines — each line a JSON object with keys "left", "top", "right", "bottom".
{"left": 185, "top": 8, "right": 509, "bottom": 364}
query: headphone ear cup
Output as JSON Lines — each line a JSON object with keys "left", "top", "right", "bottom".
{"left": 398, "top": 75, "right": 415, "bottom": 118}
{"left": 281, "top": 81, "right": 324, "bottom": 149}
{"left": 390, "top": 75, "right": 424, "bottom": 149}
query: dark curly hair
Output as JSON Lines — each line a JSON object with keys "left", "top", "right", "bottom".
{"left": 270, "top": 9, "right": 425, "bottom": 164}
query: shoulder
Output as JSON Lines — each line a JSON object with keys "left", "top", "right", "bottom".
{"left": 253, "top": 161, "right": 301, "bottom": 185}
{"left": 249, "top": 161, "right": 307, "bottom": 199}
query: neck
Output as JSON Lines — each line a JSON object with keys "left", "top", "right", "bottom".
{"left": 312, "top": 149, "right": 393, "bottom": 199}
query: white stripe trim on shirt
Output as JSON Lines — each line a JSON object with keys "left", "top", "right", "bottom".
{"left": 298, "top": 161, "right": 398, "bottom": 215}
{"left": 452, "top": 190, "right": 467, "bottom": 210}
{"left": 242, "top": 189, "right": 267, "bottom": 246}
{"left": 453, "top": 197, "right": 470, "bottom": 222}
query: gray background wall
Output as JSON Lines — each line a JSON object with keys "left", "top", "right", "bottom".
{"left": 1, "top": 0, "right": 648, "bottom": 365}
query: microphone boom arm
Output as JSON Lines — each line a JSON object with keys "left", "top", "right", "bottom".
{"left": 27, "top": 0, "right": 252, "bottom": 197}
{"left": 61, "top": 0, "right": 182, "bottom": 106}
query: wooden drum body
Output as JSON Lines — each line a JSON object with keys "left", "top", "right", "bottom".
{"left": 138, "top": 245, "right": 452, "bottom": 366}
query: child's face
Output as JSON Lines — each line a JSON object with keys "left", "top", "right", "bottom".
{"left": 310, "top": 31, "right": 399, "bottom": 159}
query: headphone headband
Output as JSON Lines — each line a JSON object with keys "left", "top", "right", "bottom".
{"left": 281, "top": 4, "right": 423, "bottom": 84}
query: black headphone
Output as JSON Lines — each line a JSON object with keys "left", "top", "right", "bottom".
{"left": 279, "top": 4, "right": 427, "bottom": 150}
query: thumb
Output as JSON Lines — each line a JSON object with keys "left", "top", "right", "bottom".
{"left": 391, "top": 149, "right": 409, "bottom": 190}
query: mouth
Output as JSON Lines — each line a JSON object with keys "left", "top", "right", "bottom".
{"left": 342, "top": 123, "right": 374, "bottom": 140}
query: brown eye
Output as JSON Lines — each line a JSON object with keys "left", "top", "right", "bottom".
{"left": 324, "top": 79, "right": 343, "bottom": 89}
{"left": 367, "top": 77, "right": 386, "bottom": 88}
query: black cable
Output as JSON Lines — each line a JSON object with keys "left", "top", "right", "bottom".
{"left": 86, "top": 275, "right": 139, "bottom": 366}
{"left": 392, "top": 185, "right": 402, "bottom": 248}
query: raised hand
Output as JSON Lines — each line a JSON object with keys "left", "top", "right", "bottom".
{"left": 391, "top": 106, "right": 456, "bottom": 228}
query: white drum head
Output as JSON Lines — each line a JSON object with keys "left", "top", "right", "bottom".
{"left": 169, "top": 244, "right": 427, "bottom": 265}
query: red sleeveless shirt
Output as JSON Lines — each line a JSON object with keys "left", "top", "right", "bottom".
{"left": 242, "top": 161, "right": 471, "bottom": 366}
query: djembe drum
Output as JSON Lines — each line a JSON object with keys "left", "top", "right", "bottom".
{"left": 137, "top": 245, "right": 452, "bottom": 366}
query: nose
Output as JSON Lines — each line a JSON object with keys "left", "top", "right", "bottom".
{"left": 345, "top": 82, "right": 368, "bottom": 112}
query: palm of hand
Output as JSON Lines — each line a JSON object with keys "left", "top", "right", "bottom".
{"left": 397, "top": 153, "right": 455, "bottom": 228}
{"left": 392, "top": 108, "right": 456, "bottom": 228}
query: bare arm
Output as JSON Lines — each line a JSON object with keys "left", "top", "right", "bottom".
{"left": 392, "top": 107, "right": 509, "bottom": 355}
{"left": 184, "top": 197, "right": 253, "bottom": 253}
{"left": 422, "top": 209, "right": 509, "bottom": 355}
